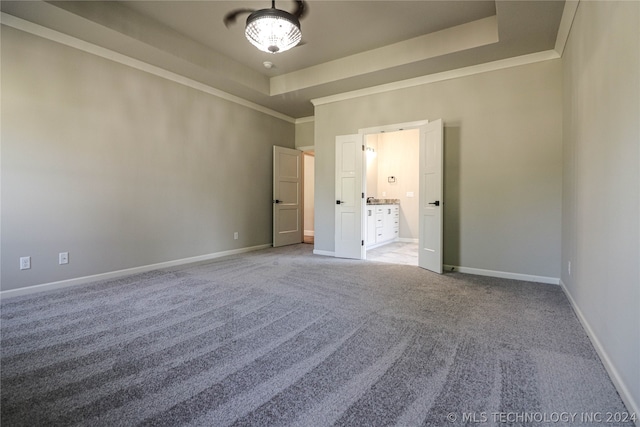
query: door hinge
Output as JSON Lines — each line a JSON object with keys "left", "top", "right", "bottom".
{"left": 362, "top": 192, "right": 364, "bottom": 199}
{"left": 362, "top": 145, "right": 365, "bottom": 151}
{"left": 362, "top": 240, "right": 364, "bottom": 246}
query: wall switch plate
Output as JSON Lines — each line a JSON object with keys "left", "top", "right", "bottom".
{"left": 234, "top": 232, "right": 239, "bottom": 240}
{"left": 406, "top": 191, "right": 414, "bottom": 197}
{"left": 59, "top": 252, "right": 69, "bottom": 265}
{"left": 568, "top": 261, "right": 571, "bottom": 275}
{"left": 20, "top": 256, "right": 31, "bottom": 270}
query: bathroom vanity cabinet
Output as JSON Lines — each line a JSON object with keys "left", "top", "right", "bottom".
{"left": 366, "top": 204, "right": 399, "bottom": 248}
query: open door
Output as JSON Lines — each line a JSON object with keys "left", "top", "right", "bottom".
{"left": 335, "top": 134, "right": 364, "bottom": 259}
{"left": 273, "top": 146, "right": 302, "bottom": 247}
{"left": 418, "top": 119, "right": 444, "bottom": 273}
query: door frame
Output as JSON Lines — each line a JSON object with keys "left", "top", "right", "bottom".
{"left": 301, "top": 149, "right": 315, "bottom": 244}
{"left": 334, "top": 119, "right": 445, "bottom": 273}
{"left": 298, "top": 145, "right": 315, "bottom": 245}
{"left": 359, "top": 120, "right": 429, "bottom": 257}
{"left": 359, "top": 120, "right": 429, "bottom": 136}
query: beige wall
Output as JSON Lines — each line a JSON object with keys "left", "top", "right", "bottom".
{"left": 314, "top": 59, "right": 563, "bottom": 278}
{"left": 376, "top": 130, "right": 419, "bottom": 240}
{"left": 1, "top": 26, "right": 295, "bottom": 291}
{"left": 365, "top": 134, "right": 378, "bottom": 199}
{"left": 561, "top": 1, "right": 639, "bottom": 414}
{"left": 295, "top": 120, "right": 314, "bottom": 149}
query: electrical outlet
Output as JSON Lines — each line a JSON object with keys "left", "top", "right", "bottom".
{"left": 59, "top": 252, "right": 69, "bottom": 265}
{"left": 20, "top": 256, "right": 31, "bottom": 270}
{"left": 234, "top": 232, "right": 239, "bottom": 240}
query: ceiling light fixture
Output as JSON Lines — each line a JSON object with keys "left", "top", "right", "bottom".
{"left": 245, "top": 1, "right": 302, "bottom": 53}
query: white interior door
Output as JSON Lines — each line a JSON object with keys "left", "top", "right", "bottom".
{"left": 273, "top": 146, "right": 302, "bottom": 247}
{"left": 335, "top": 134, "right": 364, "bottom": 259}
{"left": 418, "top": 119, "right": 444, "bottom": 273}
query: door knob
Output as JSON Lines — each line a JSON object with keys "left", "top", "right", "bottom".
{"left": 273, "top": 199, "right": 282, "bottom": 204}
{"left": 428, "top": 201, "right": 440, "bottom": 206}
{"left": 336, "top": 200, "right": 346, "bottom": 204}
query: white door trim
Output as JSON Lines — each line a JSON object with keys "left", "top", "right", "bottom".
{"left": 335, "top": 120, "right": 440, "bottom": 265}
{"left": 359, "top": 120, "right": 430, "bottom": 262}
{"left": 359, "top": 120, "right": 429, "bottom": 137}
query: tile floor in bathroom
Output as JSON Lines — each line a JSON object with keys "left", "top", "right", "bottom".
{"left": 365, "top": 241, "right": 418, "bottom": 266}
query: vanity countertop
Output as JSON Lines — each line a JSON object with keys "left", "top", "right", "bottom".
{"left": 366, "top": 199, "right": 400, "bottom": 205}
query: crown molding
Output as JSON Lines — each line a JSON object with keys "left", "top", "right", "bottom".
{"left": 554, "top": 0, "right": 580, "bottom": 56}
{"left": 294, "top": 116, "right": 315, "bottom": 124}
{"left": 1, "top": 12, "right": 296, "bottom": 124}
{"left": 271, "top": 16, "right": 498, "bottom": 96}
{"left": 3, "top": 0, "right": 577, "bottom": 122}
{"left": 311, "top": 50, "right": 560, "bottom": 107}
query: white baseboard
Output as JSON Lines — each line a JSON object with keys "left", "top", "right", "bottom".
{"left": 304, "top": 230, "right": 315, "bottom": 237}
{"left": 560, "top": 280, "right": 640, "bottom": 423}
{"left": 443, "top": 264, "right": 560, "bottom": 285}
{"left": 313, "top": 249, "right": 334, "bottom": 257}
{"left": 0, "top": 244, "right": 272, "bottom": 298}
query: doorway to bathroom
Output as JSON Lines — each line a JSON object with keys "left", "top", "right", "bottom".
{"left": 364, "top": 128, "right": 420, "bottom": 266}
{"left": 335, "top": 119, "right": 443, "bottom": 273}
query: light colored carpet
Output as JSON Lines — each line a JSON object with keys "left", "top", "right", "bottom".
{"left": 1, "top": 244, "right": 633, "bottom": 426}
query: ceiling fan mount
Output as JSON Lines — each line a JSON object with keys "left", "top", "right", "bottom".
{"left": 224, "top": 0, "right": 308, "bottom": 54}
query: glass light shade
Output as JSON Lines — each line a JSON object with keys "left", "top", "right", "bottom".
{"left": 245, "top": 9, "right": 301, "bottom": 53}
